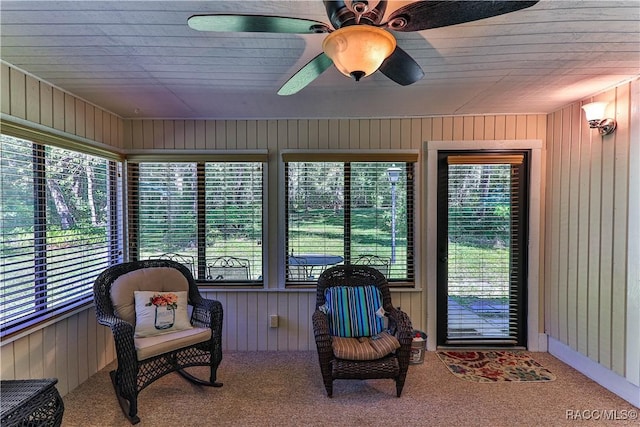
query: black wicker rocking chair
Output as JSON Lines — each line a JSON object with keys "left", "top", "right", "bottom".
{"left": 312, "top": 265, "right": 413, "bottom": 397}
{"left": 93, "top": 259, "right": 223, "bottom": 424}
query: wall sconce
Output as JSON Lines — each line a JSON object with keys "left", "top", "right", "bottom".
{"left": 581, "top": 102, "right": 617, "bottom": 135}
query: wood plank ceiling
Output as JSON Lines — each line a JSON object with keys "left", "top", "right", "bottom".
{"left": 1, "top": 1, "right": 639, "bottom": 119}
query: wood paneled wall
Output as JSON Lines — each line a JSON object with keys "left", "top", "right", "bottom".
{"left": 123, "top": 115, "right": 546, "bottom": 151}
{"left": 1, "top": 62, "right": 123, "bottom": 149}
{"left": 544, "top": 79, "right": 640, "bottom": 388}
{"left": 202, "top": 290, "right": 423, "bottom": 352}
{"left": 0, "top": 308, "right": 115, "bottom": 397}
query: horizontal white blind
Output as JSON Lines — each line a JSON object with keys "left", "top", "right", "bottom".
{"left": 286, "top": 162, "right": 345, "bottom": 282}
{"left": 129, "top": 161, "right": 264, "bottom": 282}
{"left": 350, "top": 162, "right": 414, "bottom": 280}
{"left": 205, "top": 163, "right": 263, "bottom": 281}
{"left": 285, "top": 161, "right": 414, "bottom": 284}
{"left": 447, "top": 162, "right": 519, "bottom": 342}
{"left": 1, "top": 133, "right": 122, "bottom": 337}
{"left": 132, "top": 162, "right": 199, "bottom": 272}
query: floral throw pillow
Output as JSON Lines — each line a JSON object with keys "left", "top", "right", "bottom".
{"left": 134, "top": 291, "right": 192, "bottom": 337}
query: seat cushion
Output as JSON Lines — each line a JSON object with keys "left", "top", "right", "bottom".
{"left": 134, "top": 327, "right": 211, "bottom": 361}
{"left": 332, "top": 331, "right": 400, "bottom": 361}
{"left": 110, "top": 267, "right": 190, "bottom": 325}
{"left": 324, "top": 285, "right": 385, "bottom": 337}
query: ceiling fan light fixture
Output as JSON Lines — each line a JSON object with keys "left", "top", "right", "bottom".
{"left": 322, "top": 25, "right": 396, "bottom": 81}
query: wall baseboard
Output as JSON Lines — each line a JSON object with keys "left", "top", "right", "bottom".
{"left": 536, "top": 333, "right": 548, "bottom": 352}
{"left": 548, "top": 337, "right": 639, "bottom": 408}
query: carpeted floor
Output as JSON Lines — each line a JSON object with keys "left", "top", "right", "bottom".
{"left": 62, "top": 351, "right": 638, "bottom": 426}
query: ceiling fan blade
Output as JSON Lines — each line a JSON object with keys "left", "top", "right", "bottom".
{"left": 188, "top": 14, "right": 331, "bottom": 34}
{"left": 386, "top": 1, "right": 539, "bottom": 32}
{"left": 378, "top": 46, "right": 424, "bottom": 86}
{"left": 277, "top": 53, "right": 334, "bottom": 96}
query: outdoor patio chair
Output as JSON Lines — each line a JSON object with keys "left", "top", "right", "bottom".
{"left": 93, "top": 259, "right": 223, "bottom": 424}
{"left": 312, "top": 265, "right": 413, "bottom": 397}
{"left": 353, "top": 254, "right": 390, "bottom": 277}
{"left": 287, "top": 256, "right": 311, "bottom": 281}
{"left": 207, "top": 256, "right": 251, "bottom": 281}
{"left": 147, "top": 253, "right": 196, "bottom": 277}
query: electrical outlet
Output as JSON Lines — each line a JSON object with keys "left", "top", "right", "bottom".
{"left": 269, "top": 314, "right": 279, "bottom": 328}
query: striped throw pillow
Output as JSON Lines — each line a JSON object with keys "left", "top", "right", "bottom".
{"left": 325, "top": 285, "right": 384, "bottom": 338}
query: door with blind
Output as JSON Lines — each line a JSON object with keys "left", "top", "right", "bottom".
{"left": 437, "top": 151, "right": 529, "bottom": 347}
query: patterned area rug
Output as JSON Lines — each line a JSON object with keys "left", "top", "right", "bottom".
{"left": 436, "top": 350, "right": 556, "bottom": 382}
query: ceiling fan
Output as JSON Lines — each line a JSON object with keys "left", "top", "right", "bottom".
{"left": 188, "top": 1, "right": 539, "bottom": 95}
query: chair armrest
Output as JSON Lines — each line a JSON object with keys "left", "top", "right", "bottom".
{"left": 191, "top": 298, "right": 223, "bottom": 330}
{"left": 312, "top": 310, "right": 332, "bottom": 353}
{"left": 386, "top": 308, "right": 413, "bottom": 346}
{"left": 192, "top": 297, "right": 223, "bottom": 367}
{"left": 96, "top": 314, "right": 138, "bottom": 372}
{"left": 96, "top": 313, "right": 135, "bottom": 340}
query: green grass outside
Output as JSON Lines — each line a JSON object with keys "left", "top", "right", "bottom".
{"left": 448, "top": 242, "right": 510, "bottom": 306}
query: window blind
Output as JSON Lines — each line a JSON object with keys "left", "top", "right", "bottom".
{"left": 205, "top": 162, "right": 263, "bottom": 280}
{"left": 130, "top": 162, "right": 199, "bottom": 268}
{"left": 445, "top": 157, "right": 525, "bottom": 344}
{"left": 1, "top": 133, "right": 122, "bottom": 337}
{"left": 285, "top": 160, "right": 414, "bottom": 284}
{"left": 286, "top": 162, "right": 345, "bottom": 273}
{"left": 128, "top": 161, "right": 264, "bottom": 282}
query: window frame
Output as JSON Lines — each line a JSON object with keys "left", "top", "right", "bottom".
{"left": 282, "top": 151, "right": 418, "bottom": 288}
{"left": 126, "top": 153, "right": 268, "bottom": 287}
{"left": 425, "top": 139, "right": 544, "bottom": 351}
{"left": 0, "top": 120, "right": 124, "bottom": 339}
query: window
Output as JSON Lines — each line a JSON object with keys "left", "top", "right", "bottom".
{"left": 284, "top": 155, "right": 415, "bottom": 285}
{"left": 1, "top": 132, "right": 122, "bottom": 337}
{"left": 128, "top": 159, "right": 264, "bottom": 283}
